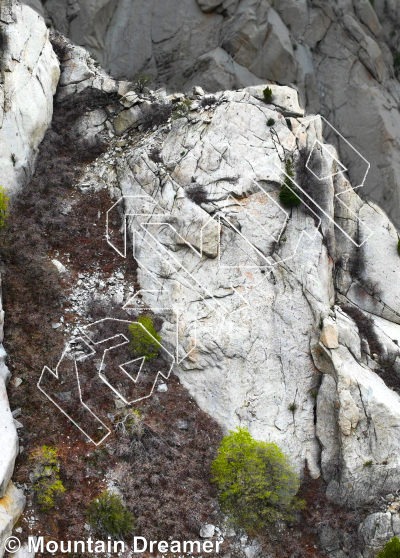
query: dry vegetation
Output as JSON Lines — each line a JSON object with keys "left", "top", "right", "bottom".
{"left": 0, "top": 70, "right": 225, "bottom": 554}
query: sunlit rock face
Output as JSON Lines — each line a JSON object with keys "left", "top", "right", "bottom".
{"left": 54, "top": 41, "right": 400, "bottom": 508}
{"left": 0, "top": 0, "right": 59, "bottom": 193}
{"left": 37, "top": 0, "right": 400, "bottom": 228}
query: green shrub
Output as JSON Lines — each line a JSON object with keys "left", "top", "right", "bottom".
{"left": 263, "top": 86, "right": 273, "bottom": 104}
{"left": 394, "top": 53, "right": 400, "bottom": 67}
{"left": 0, "top": 186, "right": 9, "bottom": 228}
{"left": 279, "top": 159, "right": 301, "bottom": 207}
{"left": 364, "top": 460, "right": 373, "bottom": 467}
{"left": 211, "top": 427, "right": 304, "bottom": 530}
{"left": 86, "top": 490, "right": 135, "bottom": 538}
{"left": 288, "top": 402, "right": 297, "bottom": 412}
{"left": 128, "top": 315, "right": 161, "bottom": 361}
{"left": 34, "top": 478, "right": 65, "bottom": 510}
{"left": 132, "top": 73, "right": 152, "bottom": 94}
{"left": 397, "top": 237, "right": 400, "bottom": 256}
{"left": 30, "top": 446, "right": 65, "bottom": 511}
{"left": 377, "top": 536, "right": 400, "bottom": 557}
{"left": 267, "top": 118, "right": 275, "bottom": 127}
{"left": 173, "top": 99, "right": 192, "bottom": 119}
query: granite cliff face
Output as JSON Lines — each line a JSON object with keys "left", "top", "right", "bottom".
{"left": 82, "top": 80, "right": 400, "bottom": 508}
{"left": 42, "top": 38, "right": 400, "bottom": 555}
{"left": 0, "top": 0, "right": 59, "bottom": 194}
{"left": 1, "top": 1, "right": 400, "bottom": 556}
{"left": 32, "top": 0, "right": 400, "bottom": 231}
{"left": 0, "top": 2, "right": 57, "bottom": 554}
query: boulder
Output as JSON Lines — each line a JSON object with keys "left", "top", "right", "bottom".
{"left": 318, "top": 340, "right": 400, "bottom": 505}
{"left": 58, "top": 45, "right": 94, "bottom": 86}
{"left": 200, "top": 524, "right": 215, "bottom": 538}
{"left": 0, "top": 482, "right": 25, "bottom": 558}
{"left": 320, "top": 317, "right": 339, "bottom": 349}
{"left": 73, "top": 108, "right": 108, "bottom": 143}
{"left": 0, "top": 378, "right": 18, "bottom": 499}
{"left": 359, "top": 512, "right": 394, "bottom": 558}
{"left": 102, "top": 85, "right": 336, "bottom": 478}
{"left": 113, "top": 106, "right": 144, "bottom": 136}
{"left": 90, "top": 84, "right": 400, "bottom": 505}
{"left": 242, "top": 84, "right": 304, "bottom": 116}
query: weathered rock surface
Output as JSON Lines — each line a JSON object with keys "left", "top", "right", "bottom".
{"left": 64, "top": 52, "right": 400, "bottom": 520}
{"left": 0, "top": 0, "right": 60, "bottom": 194}
{"left": 2, "top": 10, "right": 400, "bottom": 556}
{"left": 0, "top": 377, "right": 17, "bottom": 499}
{"left": 0, "top": 276, "right": 21, "bottom": 552}
{"left": 0, "top": 278, "right": 18, "bottom": 500}
{"left": 40, "top": 0, "right": 400, "bottom": 229}
{"left": 359, "top": 511, "right": 400, "bottom": 558}
{"left": 0, "top": 2, "right": 51, "bottom": 547}
{"left": 12, "top": 544, "right": 35, "bottom": 558}
{"left": 0, "top": 482, "right": 25, "bottom": 558}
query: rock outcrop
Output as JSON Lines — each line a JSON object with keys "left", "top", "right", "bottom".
{"left": 117, "top": 92, "right": 400, "bottom": 508}
{"left": 0, "top": 1, "right": 57, "bottom": 552}
{"left": 0, "top": 0, "right": 59, "bottom": 194}
{"left": 2, "top": 9, "right": 400, "bottom": 557}
{"left": 0, "top": 481, "right": 25, "bottom": 558}
{"left": 38, "top": 0, "right": 400, "bottom": 230}
{"left": 58, "top": 43, "right": 400, "bottom": 523}
{"left": 0, "top": 279, "right": 23, "bottom": 557}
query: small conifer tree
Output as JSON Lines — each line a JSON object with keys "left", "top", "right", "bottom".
{"left": 87, "top": 490, "right": 135, "bottom": 538}
{"left": 279, "top": 159, "right": 301, "bottom": 207}
{"left": 263, "top": 86, "right": 273, "bottom": 104}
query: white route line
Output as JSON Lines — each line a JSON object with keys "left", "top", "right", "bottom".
{"left": 272, "top": 115, "right": 373, "bottom": 248}
{"left": 123, "top": 288, "right": 198, "bottom": 364}
{"left": 79, "top": 318, "right": 175, "bottom": 404}
{"left": 37, "top": 337, "right": 111, "bottom": 446}
{"left": 38, "top": 318, "right": 175, "bottom": 444}
{"left": 41, "top": 114, "right": 375, "bottom": 445}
